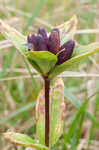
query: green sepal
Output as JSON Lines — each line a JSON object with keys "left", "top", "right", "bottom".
{"left": 25, "top": 51, "right": 58, "bottom": 75}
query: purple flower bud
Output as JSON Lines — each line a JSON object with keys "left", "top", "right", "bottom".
{"left": 27, "top": 33, "right": 48, "bottom": 51}
{"left": 57, "top": 40, "right": 75, "bottom": 65}
{"left": 26, "top": 28, "right": 75, "bottom": 63}
{"left": 27, "top": 34, "right": 36, "bottom": 44}
{"left": 38, "top": 28, "right": 48, "bottom": 42}
{"left": 33, "top": 35, "right": 48, "bottom": 51}
{"left": 48, "top": 29, "right": 60, "bottom": 54}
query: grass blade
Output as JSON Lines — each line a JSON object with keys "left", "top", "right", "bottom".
{"left": 23, "top": 0, "right": 46, "bottom": 32}
{"left": 64, "top": 87, "right": 99, "bottom": 128}
{"left": 0, "top": 102, "right": 36, "bottom": 125}
{"left": 62, "top": 95, "right": 92, "bottom": 150}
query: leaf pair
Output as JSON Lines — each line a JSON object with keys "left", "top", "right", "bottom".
{"left": 36, "top": 78, "right": 65, "bottom": 147}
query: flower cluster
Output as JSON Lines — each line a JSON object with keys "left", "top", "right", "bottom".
{"left": 26, "top": 28, "right": 75, "bottom": 65}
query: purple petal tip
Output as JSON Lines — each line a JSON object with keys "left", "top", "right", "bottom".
{"left": 27, "top": 34, "right": 36, "bottom": 44}
{"left": 48, "top": 30, "right": 60, "bottom": 54}
{"left": 38, "top": 28, "right": 48, "bottom": 41}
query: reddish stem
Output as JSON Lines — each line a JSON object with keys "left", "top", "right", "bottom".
{"left": 44, "top": 77, "right": 50, "bottom": 147}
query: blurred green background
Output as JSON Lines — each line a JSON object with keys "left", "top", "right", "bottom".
{"left": 0, "top": 0, "right": 99, "bottom": 150}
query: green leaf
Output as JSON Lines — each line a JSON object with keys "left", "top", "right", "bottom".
{"left": 49, "top": 44, "right": 99, "bottom": 79}
{"left": 4, "top": 132, "right": 48, "bottom": 150}
{"left": 8, "top": 33, "right": 27, "bottom": 54}
{"left": 57, "top": 15, "right": 77, "bottom": 45}
{"left": 0, "top": 19, "right": 39, "bottom": 94}
{"left": 0, "top": 19, "right": 27, "bottom": 54}
{"left": 72, "top": 42, "right": 99, "bottom": 57}
{"left": 50, "top": 78, "right": 65, "bottom": 146}
{"left": 25, "top": 51, "right": 57, "bottom": 75}
{"left": 36, "top": 78, "right": 65, "bottom": 147}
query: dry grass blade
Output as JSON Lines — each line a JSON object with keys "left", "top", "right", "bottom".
{"left": 1, "top": 72, "right": 99, "bottom": 81}
{"left": 0, "top": 40, "right": 13, "bottom": 49}
{"left": 0, "top": 19, "right": 26, "bottom": 40}
{"left": 77, "top": 139, "right": 99, "bottom": 150}
{"left": 75, "top": 29, "right": 99, "bottom": 34}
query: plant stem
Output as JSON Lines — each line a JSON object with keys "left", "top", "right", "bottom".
{"left": 44, "top": 77, "right": 50, "bottom": 147}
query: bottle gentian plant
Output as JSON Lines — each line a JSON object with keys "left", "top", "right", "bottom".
{"left": 26, "top": 28, "right": 75, "bottom": 147}
{"left": 0, "top": 15, "right": 99, "bottom": 150}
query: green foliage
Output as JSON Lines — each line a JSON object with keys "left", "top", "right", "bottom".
{"left": 64, "top": 87, "right": 99, "bottom": 128}
{"left": 62, "top": 94, "right": 94, "bottom": 150}
{"left": 4, "top": 132, "right": 48, "bottom": 150}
